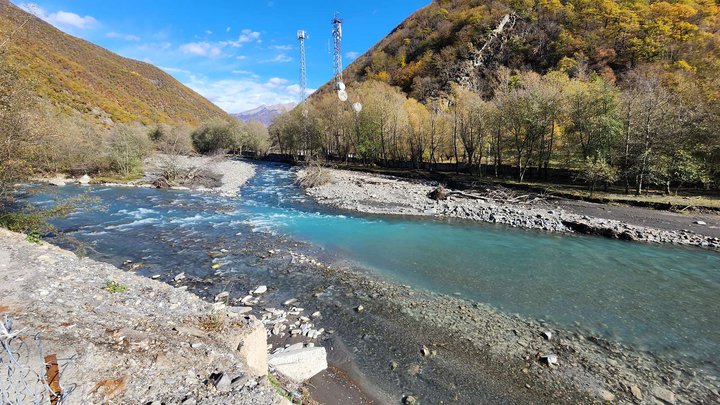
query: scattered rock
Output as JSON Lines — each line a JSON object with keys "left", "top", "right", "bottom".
{"left": 420, "top": 345, "right": 431, "bottom": 357}
{"left": 695, "top": 220, "right": 707, "bottom": 225}
{"left": 253, "top": 285, "right": 267, "bottom": 295}
{"left": 78, "top": 174, "right": 92, "bottom": 185}
{"left": 597, "top": 389, "right": 615, "bottom": 401}
{"left": 541, "top": 354, "right": 558, "bottom": 366}
{"left": 268, "top": 346, "right": 328, "bottom": 383}
{"left": 630, "top": 384, "right": 642, "bottom": 400}
{"left": 390, "top": 360, "right": 398, "bottom": 370}
{"left": 541, "top": 331, "right": 552, "bottom": 340}
{"left": 228, "top": 321, "right": 268, "bottom": 378}
{"left": 403, "top": 395, "right": 418, "bottom": 405}
{"left": 355, "top": 305, "right": 364, "bottom": 313}
{"left": 174, "top": 272, "right": 186, "bottom": 282}
{"left": 651, "top": 386, "right": 676, "bottom": 404}
{"left": 210, "top": 373, "right": 232, "bottom": 392}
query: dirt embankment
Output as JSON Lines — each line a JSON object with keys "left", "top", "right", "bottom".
{"left": 0, "top": 229, "right": 284, "bottom": 405}
{"left": 298, "top": 168, "right": 720, "bottom": 249}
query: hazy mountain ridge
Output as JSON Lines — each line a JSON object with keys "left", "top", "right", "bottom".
{"left": 0, "top": 1, "right": 228, "bottom": 126}
{"left": 233, "top": 102, "right": 297, "bottom": 127}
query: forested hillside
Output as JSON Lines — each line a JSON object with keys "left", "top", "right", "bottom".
{"left": 0, "top": 1, "right": 228, "bottom": 126}
{"left": 274, "top": 0, "right": 720, "bottom": 195}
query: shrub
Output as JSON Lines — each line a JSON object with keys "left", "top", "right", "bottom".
{"left": 297, "top": 163, "right": 333, "bottom": 188}
{"left": 191, "top": 119, "right": 243, "bottom": 154}
{"left": 107, "top": 123, "right": 152, "bottom": 177}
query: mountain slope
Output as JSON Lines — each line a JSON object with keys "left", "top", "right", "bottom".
{"left": 232, "top": 102, "right": 296, "bottom": 127}
{"left": 0, "top": 1, "right": 228, "bottom": 126}
{"left": 319, "top": 0, "right": 719, "bottom": 100}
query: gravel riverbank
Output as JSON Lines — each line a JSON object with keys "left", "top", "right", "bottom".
{"left": 0, "top": 229, "right": 284, "bottom": 404}
{"left": 298, "top": 167, "right": 720, "bottom": 249}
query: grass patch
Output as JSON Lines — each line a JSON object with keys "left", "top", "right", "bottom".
{"left": 198, "top": 313, "right": 225, "bottom": 333}
{"left": 104, "top": 281, "right": 127, "bottom": 293}
{"left": 268, "top": 373, "right": 293, "bottom": 402}
{"left": 92, "top": 172, "right": 144, "bottom": 184}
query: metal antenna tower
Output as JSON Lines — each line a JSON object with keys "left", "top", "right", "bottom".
{"left": 331, "top": 13, "right": 348, "bottom": 101}
{"left": 297, "top": 30, "right": 307, "bottom": 103}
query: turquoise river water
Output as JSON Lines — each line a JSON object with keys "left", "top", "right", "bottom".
{"left": 23, "top": 161, "right": 720, "bottom": 375}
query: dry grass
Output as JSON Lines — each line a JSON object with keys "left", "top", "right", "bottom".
{"left": 298, "top": 164, "right": 333, "bottom": 188}
{"left": 198, "top": 314, "right": 225, "bottom": 333}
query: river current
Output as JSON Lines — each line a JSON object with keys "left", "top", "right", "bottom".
{"left": 23, "top": 161, "right": 720, "bottom": 375}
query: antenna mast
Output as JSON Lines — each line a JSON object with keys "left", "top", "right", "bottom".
{"left": 331, "top": 14, "right": 347, "bottom": 101}
{"left": 297, "top": 30, "right": 307, "bottom": 103}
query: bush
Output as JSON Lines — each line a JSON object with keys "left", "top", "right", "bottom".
{"left": 191, "top": 119, "right": 243, "bottom": 154}
{"left": 107, "top": 123, "right": 152, "bottom": 177}
{"left": 297, "top": 163, "right": 333, "bottom": 188}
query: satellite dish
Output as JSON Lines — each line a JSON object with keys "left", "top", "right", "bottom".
{"left": 338, "top": 90, "right": 348, "bottom": 102}
{"left": 302, "top": 109, "right": 309, "bottom": 118}
{"left": 352, "top": 102, "right": 362, "bottom": 113}
{"left": 336, "top": 81, "right": 346, "bottom": 91}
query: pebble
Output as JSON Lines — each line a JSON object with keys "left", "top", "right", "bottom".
{"left": 355, "top": 305, "right": 364, "bottom": 313}
{"left": 597, "top": 389, "right": 615, "bottom": 401}
{"left": 390, "top": 360, "right": 398, "bottom": 370}
{"left": 253, "top": 285, "right": 267, "bottom": 294}
{"left": 421, "top": 345, "right": 431, "bottom": 357}
{"left": 174, "top": 272, "right": 186, "bottom": 282}
{"left": 630, "top": 384, "right": 642, "bottom": 400}
{"left": 541, "top": 354, "right": 558, "bottom": 366}
{"left": 651, "top": 386, "right": 676, "bottom": 404}
{"left": 541, "top": 331, "right": 552, "bottom": 340}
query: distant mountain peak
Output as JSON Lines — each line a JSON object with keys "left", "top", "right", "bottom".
{"left": 232, "top": 102, "right": 296, "bottom": 127}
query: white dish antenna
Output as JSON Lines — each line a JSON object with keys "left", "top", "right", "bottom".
{"left": 352, "top": 102, "right": 362, "bottom": 113}
{"left": 336, "top": 81, "right": 346, "bottom": 91}
{"left": 337, "top": 90, "right": 348, "bottom": 102}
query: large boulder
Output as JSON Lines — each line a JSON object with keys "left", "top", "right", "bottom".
{"left": 225, "top": 319, "right": 268, "bottom": 377}
{"left": 268, "top": 346, "right": 327, "bottom": 383}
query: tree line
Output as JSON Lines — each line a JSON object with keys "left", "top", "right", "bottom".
{"left": 270, "top": 65, "right": 719, "bottom": 195}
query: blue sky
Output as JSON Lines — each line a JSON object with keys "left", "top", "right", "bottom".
{"left": 12, "top": 1, "right": 428, "bottom": 113}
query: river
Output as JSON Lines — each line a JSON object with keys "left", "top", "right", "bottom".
{"left": 23, "top": 161, "right": 720, "bottom": 378}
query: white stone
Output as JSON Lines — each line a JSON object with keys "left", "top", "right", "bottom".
{"left": 253, "top": 285, "right": 267, "bottom": 295}
{"left": 268, "top": 346, "right": 327, "bottom": 383}
{"left": 78, "top": 174, "right": 91, "bottom": 185}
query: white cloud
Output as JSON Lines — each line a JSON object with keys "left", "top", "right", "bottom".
{"left": 345, "top": 51, "right": 360, "bottom": 60}
{"left": 107, "top": 31, "right": 141, "bottom": 41}
{"left": 261, "top": 53, "right": 292, "bottom": 63}
{"left": 186, "top": 75, "right": 310, "bottom": 113}
{"left": 222, "top": 29, "right": 261, "bottom": 47}
{"left": 226, "top": 27, "right": 232, "bottom": 33}
{"left": 271, "top": 44, "right": 293, "bottom": 51}
{"left": 160, "top": 66, "right": 191, "bottom": 75}
{"left": 20, "top": 3, "right": 99, "bottom": 30}
{"left": 232, "top": 70, "right": 253, "bottom": 75}
{"left": 205, "top": 30, "right": 213, "bottom": 35}
{"left": 179, "top": 41, "right": 222, "bottom": 57}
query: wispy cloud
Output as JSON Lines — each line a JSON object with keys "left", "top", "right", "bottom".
{"left": 160, "top": 66, "right": 192, "bottom": 75}
{"left": 345, "top": 51, "right": 360, "bottom": 60}
{"left": 107, "top": 31, "right": 141, "bottom": 41}
{"left": 222, "top": 29, "right": 261, "bottom": 47}
{"left": 261, "top": 53, "right": 292, "bottom": 63}
{"left": 20, "top": 3, "right": 99, "bottom": 30}
{"left": 271, "top": 44, "right": 293, "bottom": 51}
{"left": 179, "top": 41, "right": 222, "bottom": 57}
{"left": 186, "top": 75, "right": 312, "bottom": 113}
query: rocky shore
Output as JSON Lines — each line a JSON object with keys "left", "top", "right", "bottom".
{"left": 0, "top": 229, "right": 284, "bottom": 404}
{"left": 298, "top": 168, "right": 720, "bottom": 249}
{"left": 34, "top": 153, "right": 256, "bottom": 198}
